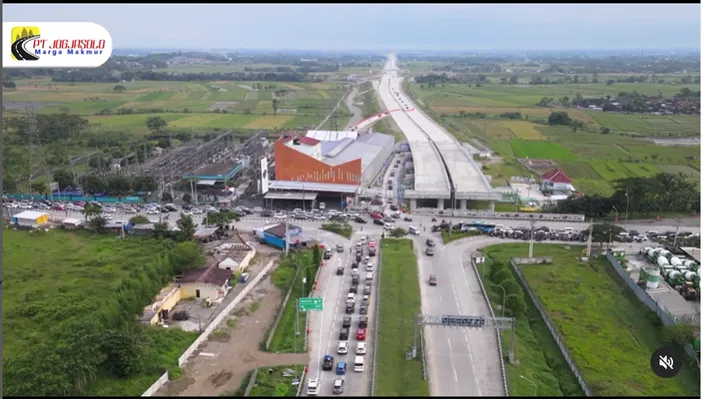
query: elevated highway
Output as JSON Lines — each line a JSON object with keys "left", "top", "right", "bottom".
{"left": 381, "top": 55, "right": 501, "bottom": 210}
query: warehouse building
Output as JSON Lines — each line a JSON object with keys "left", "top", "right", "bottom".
{"left": 12, "top": 210, "right": 49, "bottom": 228}
{"left": 269, "top": 131, "right": 394, "bottom": 205}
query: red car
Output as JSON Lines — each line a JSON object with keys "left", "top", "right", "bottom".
{"left": 52, "top": 203, "right": 64, "bottom": 210}
{"left": 356, "top": 328, "right": 367, "bottom": 341}
{"left": 368, "top": 242, "right": 376, "bottom": 249}
{"left": 370, "top": 211, "right": 383, "bottom": 220}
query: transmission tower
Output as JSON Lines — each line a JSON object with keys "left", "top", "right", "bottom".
{"left": 25, "top": 101, "right": 51, "bottom": 198}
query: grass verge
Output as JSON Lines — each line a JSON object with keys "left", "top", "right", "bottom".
{"left": 321, "top": 222, "right": 352, "bottom": 239}
{"left": 249, "top": 365, "right": 306, "bottom": 396}
{"left": 479, "top": 246, "right": 583, "bottom": 396}
{"left": 375, "top": 239, "right": 430, "bottom": 396}
{"left": 267, "top": 251, "right": 318, "bottom": 353}
{"left": 220, "top": 369, "right": 254, "bottom": 396}
{"left": 484, "top": 243, "right": 700, "bottom": 396}
{"left": 441, "top": 230, "right": 481, "bottom": 244}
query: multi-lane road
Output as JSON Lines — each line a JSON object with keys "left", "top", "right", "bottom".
{"left": 303, "top": 229, "right": 381, "bottom": 396}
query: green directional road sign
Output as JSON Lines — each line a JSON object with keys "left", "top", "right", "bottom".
{"left": 299, "top": 297, "right": 323, "bottom": 312}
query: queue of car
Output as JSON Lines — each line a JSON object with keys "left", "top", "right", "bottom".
{"left": 310, "top": 237, "right": 377, "bottom": 396}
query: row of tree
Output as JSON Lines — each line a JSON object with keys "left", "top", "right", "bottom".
{"left": 550, "top": 173, "right": 700, "bottom": 218}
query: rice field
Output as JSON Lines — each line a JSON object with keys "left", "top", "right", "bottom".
{"left": 501, "top": 121, "right": 544, "bottom": 140}
{"left": 85, "top": 112, "right": 320, "bottom": 131}
{"left": 555, "top": 161, "right": 602, "bottom": 179}
{"left": 433, "top": 106, "right": 598, "bottom": 124}
{"left": 243, "top": 115, "right": 295, "bottom": 129}
{"left": 571, "top": 178, "right": 615, "bottom": 196}
{"left": 588, "top": 161, "right": 660, "bottom": 181}
{"left": 588, "top": 112, "right": 700, "bottom": 137}
{"left": 510, "top": 140, "right": 577, "bottom": 161}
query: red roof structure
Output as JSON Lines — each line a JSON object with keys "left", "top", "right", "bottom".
{"left": 541, "top": 169, "right": 572, "bottom": 183}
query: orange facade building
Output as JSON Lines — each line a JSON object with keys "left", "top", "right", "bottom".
{"left": 274, "top": 136, "right": 362, "bottom": 185}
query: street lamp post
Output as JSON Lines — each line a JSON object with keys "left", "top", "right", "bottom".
{"left": 520, "top": 375, "right": 537, "bottom": 396}
{"left": 612, "top": 206, "right": 619, "bottom": 223}
{"left": 624, "top": 192, "right": 630, "bottom": 223}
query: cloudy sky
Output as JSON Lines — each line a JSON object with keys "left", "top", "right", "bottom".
{"left": 4, "top": 4, "right": 701, "bottom": 51}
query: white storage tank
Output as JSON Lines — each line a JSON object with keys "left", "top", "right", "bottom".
{"left": 684, "top": 271, "right": 697, "bottom": 281}
{"left": 644, "top": 266, "right": 661, "bottom": 289}
{"left": 647, "top": 248, "right": 659, "bottom": 258}
{"left": 675, "top": 265, "right": 689, "bottom": 272}
{"left": 643, "top": 247, "right": 653, "bottom": 256}
{"left": 683, "top": 260, "right": 698, "bottom": 269}
{"left": 657, "top": 256, "right": 670, "bottom": 268}
{"left": 661, "top": 266, "right": 673, "bottom": 276}
{"left": 660, "top": 250, "right": 671, "bottom": 259}
{"left": 668, "top": 270, "right": 681, "bottom": 280}
{"left": 670, "top": 256, "right": 683, "bottom": 267}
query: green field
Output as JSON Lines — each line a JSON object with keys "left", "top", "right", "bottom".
{"left": 3, "top": 229, "right": 198, "bottom": 396}
{"left": 4, "top": 79, "right": 349, "bottom": 131}
{"left": 248, "top": 365, "right": 306, "bottom": 397}
{"left": 375, "top": 239, "right": 430, "bottom": 396}
{"left": 402, "top": 79, "right": 700, "bottom": 196}
{"left": 484, "top": 244, "right": 700, "bottom": 397}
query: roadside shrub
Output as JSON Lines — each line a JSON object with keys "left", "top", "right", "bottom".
{"left": 390, "top": 227, "right": 407, "bottom": 237}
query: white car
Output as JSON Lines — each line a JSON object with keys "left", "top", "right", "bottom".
{"left": 182, "top": 210, "right": 193, "bottom": 216}
{"left": 103, "top": 206, "right": 116, "bottom": 213}
{"left": 313, "top": 215, "right": 326, "bottom": 221}
{"left": 274, "top": 212, "right": 287, "bottom": 219}
{"left": 101, "top": 213, "right": 113, "bottom": 220}
{"left": 337, "top": 341, "right": 349, "bottom": 354}
{"left": 204, "top": 205, "right": 217, "bottom": 212}
{"left": 191, "top": 208, "right": 203, "bottom": 215}
{"left": 124, "top": 207, "right": 137, "bottom": 213}
{"left": 346, "top": 293, "right": 356, "bottom": 303}
{"left": 146, "top": 209, "right": 159, "bottom": 215}
{"left": 347, "top": 211, "right": 359, "bottom": 217}
{"left": 253, "top": 206, "right": 263, "bottom": 213}
{"left": 366, "top": 263, "right": 374, "bottom": 272}
{"left": 356, "top": 342, "right": 367, "bottom": 355}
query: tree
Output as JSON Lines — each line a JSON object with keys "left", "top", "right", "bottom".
{"left": 591, "top": 222, "right": 626, "bottom": 247}
{"left": 81, "top": 174, "right": 107, "bottom": 194}
{"left": 312, "top": 244, "right": 322, "bottom": 267}
{"left": 662, "top": 323, "right": 696, "bottom": 347}
{"left": 30, "top": 181, "right": 48, "bottom": 195}
{"left": 113, "top": 85, "right": 126, "bottom": 93}
{"left": 206, "top": 210, "right": 239, "bottom": 228}
{"left": 509, "top": 75, "right": 518, "bottom": 84}
{"left": 161, "top": 192, "right": 173, "bottom": 202}
{"left": 505, "top": 294, "right": 526, "bottom": 316}
{"left": 182, "top": 192, "right": 192, "bottom": 204}
{"left": 100, "top": 327, "right": 144, "bottom": 378}
{"left": 176, "top": 214, "right": 197, "bottom": 242}
{"left": 88, "top": 215, "right": 108, "bottom": 233}
{"left": 390, "top": 227, "right": 407, "bottom": 237}
{"left": 153, "top": 221, "right": 170, "bottom": 239}
{"left": 146, "top": 116, "right": 167, "bottom": 134}
{"left": 171, "top": 241, "right": 205, "bottom": 273}
{"left": 272, "top": 98, "right": 279, "bottom": 115}
{"left": 129, "top": 215, "right": 150, "bottom": 225}
{"left": 53, "top": 169, "right": 74, "bottom": 188}
{"left": 107, "top": 175, "right": 132, "bottom": 196}
{"left": 547, "top": 111, "right": 572, "bottom": 126}
{"left": 83, "top": 204, "right": 102, "bottom": 220}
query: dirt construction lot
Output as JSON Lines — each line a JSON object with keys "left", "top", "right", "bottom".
{"left": 156, "top": 274, "right": 308, "bottom": 396}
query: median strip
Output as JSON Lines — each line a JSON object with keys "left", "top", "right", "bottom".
{"left": 375, "top": 238, "right": 430, "bottom": 396}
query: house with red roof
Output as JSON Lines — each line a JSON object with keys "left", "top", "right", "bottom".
{"left": 540, "top": 169, "right": 575, "bottom": 194}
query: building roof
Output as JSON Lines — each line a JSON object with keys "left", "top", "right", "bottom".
{"left": 194, "top": 227, "right": 220, "bottom": 238}
{"left": 322, "top": 133, "right": 394, "bottom": 172}
{"left": 264, "top": 222, "right": 301, "bottom": 238}
{"left": 264, "top": 191, "right": 319, "bottom": 201}
{"left": 14, "top": 210, "right": 47, "bottom": 220}
{"left": 268, "top": 180, "right": 359, "bottom": 194}
{"left": 306, "top": 130, "right": 359, "bottom": 141}
{"left": 279, "top": 135, "right": 320, "bottom": 146}
{"left": 219, "top": 257, "right": 238, "bottom": 268}
{"left": 62, "top": 218, "right": 82, "bottom": 225}
{"left": 541, "top": 169, "right": 572, "bottom": 183}
{"left": 133, "top": 223, "right": 155, "bottom": 230}
{"left": 180, "top": 266, "right": 233, "bottom": 286}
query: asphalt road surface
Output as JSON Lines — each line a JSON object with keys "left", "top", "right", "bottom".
{"left": 11, "top": 36, "right": 40, "bottom": 61}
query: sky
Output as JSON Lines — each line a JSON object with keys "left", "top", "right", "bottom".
{"left": 4, "top": 4, "right": 701, "bottom": 51}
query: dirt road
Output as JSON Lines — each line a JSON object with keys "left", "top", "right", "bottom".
{"left": 344, "top": 85, "right": 363, "bottom": 130}
{"left": 156, "top": 276, "right": 308, "bottom": 396}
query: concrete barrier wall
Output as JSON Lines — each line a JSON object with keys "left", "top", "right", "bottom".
{"left": 295, "top": 367, "right": 307, "bottom": 396}
{"left": 243, "top": 367, "right": 259, "bottom": 396}
{"left": 303, "top": 258, "right": 324, "bottom": 352}
{"left": 470, "top": 258, "right": 509, "bottom": 396}
{"left": 178, "top": 260, "right": 276, "bottom": 367}
{"left": 413, "top": 208, "right": 585, "bottom": 222}
{"left": 141, "top": 372, "right": 169, "bottom": 397}
{"left": 240, "top": 248, "right": 256, "bottom": 271}
{"left": 510, "top": 259, "right": 593, "bottom": 396}
{"left": 370, "top": 246, "right": 383, "bottom": 395}
{"left": 604, "top": 252, "right": 700, "bottom": 366}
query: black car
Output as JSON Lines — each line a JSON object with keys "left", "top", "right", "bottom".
{"left": 351, "top": 262, "right": 359, "bottom": 270}
{"left": 322, "top": 355, "right": 334, "bottom": 371}
{"left": 404, "top": 216, "right": 412, "bottom": 222}
{"left": 426, "top": 238, "right": 435, "bottom": 247}
{"left": 359, "top": 304, "right": 368, "bottom": 315}
{"left": 352, "top": 276, "right": 360, "bottom": 286}
{"left": 182, "top": 204, "right": 193, "bottom": 210}
{"left": 373, "top": 219, "right": 384, "bottom": 226}
{"left": 342, "top": 316, "right": 352, "bottom": 328}
{"left": 261, "top": 209, "right": 273, "bottom": 217}
{"left": 336, "top": 267, "right": 344, "bottom": 276}
{"left": 356, "top": 254, "right": 362, "bottom": 262}
{"left": 354, "top": 216, "right": 367, "bottom": 224}
{"left": 345, "top": 303, "right": 355, "bottom": 314}
{"left": 339, "top": 328, "right": 349, "bottom": 340}
{"left": 363, "top": 285, "right": 371, "bottom": 295}
{"left": 358, "top": 316, "right": 368, "bottom": 328}
{"left": 390, "top": 205, "right": 398, "bottom": 211}
{"left": 349, "top": 285, "right": 357, "bottom": 294}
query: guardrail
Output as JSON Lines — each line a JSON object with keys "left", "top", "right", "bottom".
{"left": 470, "top": 258, "right": 509, "bottom": 396}
{"left": 303, "top": 257, "right": 325, "bottom": 352}
{"left": 510, "top": 259, "right": 593, "bottom": 396}
{"left": 370, "top": 244, "right": 383, "bottom": 395}
{"left": 604, "top": 252, "right": 700, "bottom": 366}
{"left": 413, "top": 208, "right": 585, "bottom": 222}
{"left": 295, "top": 367, "right": 307, "bottom": 397}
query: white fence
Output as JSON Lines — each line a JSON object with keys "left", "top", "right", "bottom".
{"left": 178, "top": 260, "right": 276, "bottom": 367}
{"left": 141, "top": 372, "right": 169, "bottom": 397}
{"left": 470, "top": 258, "right": 509, "bottom": 396}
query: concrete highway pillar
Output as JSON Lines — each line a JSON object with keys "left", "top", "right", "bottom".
{"left": 410, "top": 199, "right": 417, "bottom": 212}
{"left": 437, "top": 199, "right": 444, "bottom": 210}
{"left": 488, "top": 200, "right": 496, "bottom": 212}
{"left": 459, "top": 199, "right": 467, "bottom": 210}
